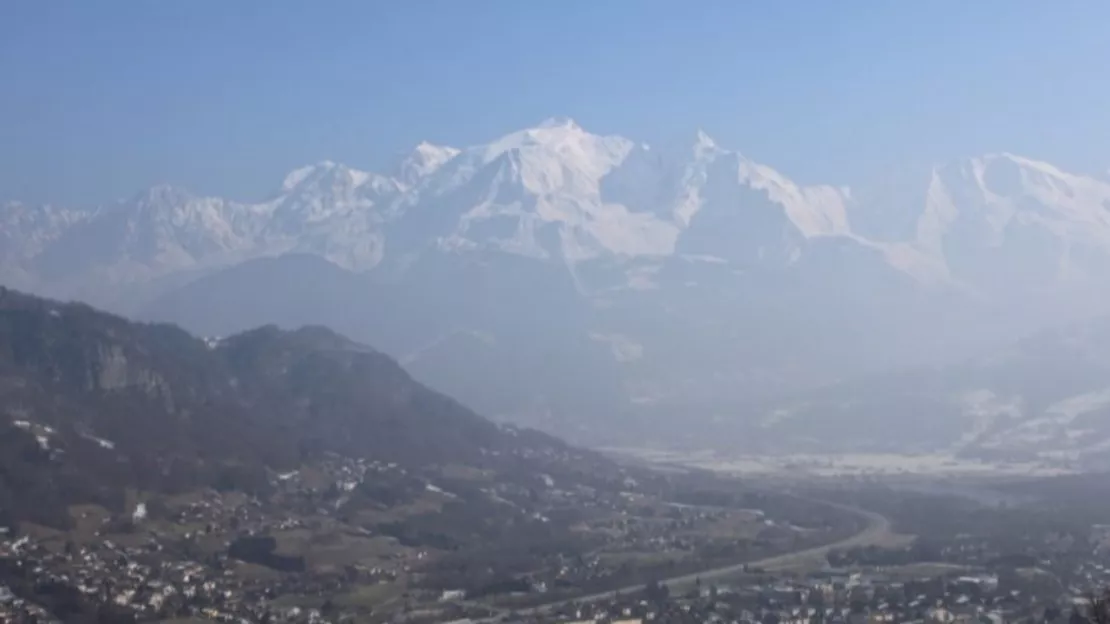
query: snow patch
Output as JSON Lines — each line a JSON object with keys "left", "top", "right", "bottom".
{"left": 281, "top": 161, "right": 336, "bottom": 191}
{"left": 425, "top": 483, "right": 458, "bottom": 498}
{"left": 84, "top": 434, "right": 115, "bottom": 450}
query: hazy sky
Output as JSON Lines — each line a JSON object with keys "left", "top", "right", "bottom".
{"left": 2, "top": 1, "right": 1109, "bottom": 206}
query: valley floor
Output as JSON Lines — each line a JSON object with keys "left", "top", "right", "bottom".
{"left": 601, "top": 447, "right": 1076, "bottom": 478}
{"left": 496, "top": 494, "right": 901, "bottom": 621}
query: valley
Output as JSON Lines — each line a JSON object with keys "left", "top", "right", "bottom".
{"left": 3, "top": 289, "right": 1110, "bottom": 623}
{"left": 0, "top": 289, "right": 865, "bottom": 623}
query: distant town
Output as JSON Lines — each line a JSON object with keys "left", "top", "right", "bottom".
{"left": 5, "top": 458, "right": 1110, "bottom": 624}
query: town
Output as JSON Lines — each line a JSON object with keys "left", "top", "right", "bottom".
{"left": 524, "top": 550, "right": 1110, "bottom": 624}
{"left": 5, "top": 465, "right": 1110, "bottom": 624}
{"left": 0, "top": 450, "right": 856, "bottom": 624}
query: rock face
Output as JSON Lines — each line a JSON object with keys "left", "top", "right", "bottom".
{"left": 4, "top": 119, "right": 1110, "bottom": 448}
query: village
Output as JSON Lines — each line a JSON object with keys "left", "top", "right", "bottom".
{"left": 0, "top": 453, "right": 444, "bottom": 623}
{"left": 491, "top": 516, "right": 1110, "bottom": 624}
{"left": 0, "top": 451, "right": 848, "bottom": 624}
{"left": 5, "top": 469, "right": 1110, "bottom": 624}
{"left": 6, "top": 440, "right": 1110, "bottom": 624}
{"left": 521, "top": 564, "right": 1101, "bottom": 624}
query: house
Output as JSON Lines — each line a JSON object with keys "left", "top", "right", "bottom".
{"left": 440, "top": 589, "right": 466, "bottom": 601}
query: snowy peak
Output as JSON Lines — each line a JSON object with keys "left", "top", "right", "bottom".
{"left": 123, "top": 184, "right": 199, "bottom": 213}
{"left": 416, "top": 119, "right": 639, "bottom": 212}
{"left": 924, "top": 152, "right": 1110, "bottom": 243}
{"left": 273, "top": 161, "right": 398, "bottom": 231}
{"left": 428, "top": 120, "right": 667, "bottom": 261}
{"left": 0, "top": 202, "right": 90, "bottom": 270}
{"left": 279, "top": 161, "right": 390, "bottom": 196}
{"left": 931, "top": 152, "right": 1110, "bottom": 208}
{"left": 428, "top": 119, "right": 868, "bottom": 266}
{"left": 907, "top": 152, "right": 1110, "bottom": 295}
{"left": 736, "top": 158, "right": 853, "bottom": 239}
{"left": 692, "top": 129, "right": 719, "bottom": 155}
{"left": 113, "top": 185, "right": 235, "bottom": 230}
{"left": 477, "top": 118, "right": 633, "bottom": 173}
{"left": 5, "top": 118, "right": 1110, "bottom": 307}
{"left": 1, "top": 201, "right": 87, "bottom": 228}
{"left": 535, "top": 116, "right": 582, "bottom": 131}
{"left": 395, "top": 142, "right": 461, "bottom": 186}
{"left": 282, "top": 161, "right": 338, "bottom": 191}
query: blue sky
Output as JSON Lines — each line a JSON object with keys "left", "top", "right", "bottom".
{"left": 2, "top": 1, "right": 1109, "bottom": 205}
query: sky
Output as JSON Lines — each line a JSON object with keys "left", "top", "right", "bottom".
{"left": 2, "top": 0, "right": 1109, "bottom": 206}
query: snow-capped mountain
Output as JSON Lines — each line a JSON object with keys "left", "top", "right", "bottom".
{"left": 857, "top": 153, "right": 1110, "bottom": 294}
{"left": 0, "top": 201, "right": 90, "bottom": 291}
{"left": 13, "top": 118, "right": 1109, "bottom": 301}
{"left": 0, "top": 118, "right": 914, "bottom": 299}
{"left": 4, "top": 118, "right": 1110, "bottom": 450}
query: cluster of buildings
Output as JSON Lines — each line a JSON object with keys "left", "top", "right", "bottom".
{"left": 536, "top": 512, "right": 833, "bottom": 603}
{"left": 0, "top": 519, "right": 345, "bottom": 623}
{"left": 522, "top": 532, "right": 1110, "bottom": 624}
{"left": 0, "top": 454, "right": 434, "bottom": 623}
{"left": 20, "top": 448, "right": 1105, "bottom": 624}
{"left": 541, "top": 572, "right": 1035, "bottom": 624}
{"left": 2, "top": 451, "right": 809, "bottom": 623}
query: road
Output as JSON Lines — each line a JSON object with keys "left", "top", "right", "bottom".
{"left": 486, "top": 496, "right": 892, "bottom": 620}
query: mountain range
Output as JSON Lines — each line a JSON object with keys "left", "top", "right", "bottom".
{"left": 4, "top": 118, "right": 1110, "bottom": 454}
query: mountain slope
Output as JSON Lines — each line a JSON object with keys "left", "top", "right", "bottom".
{"left": 0, "top": 286, "right": 607, "bottom": 530}
{"left": 141, "top": 250, "right": 631, "bottom": 436}
{"left": 749, "top": 314, "right": 1110, "bottom": 463}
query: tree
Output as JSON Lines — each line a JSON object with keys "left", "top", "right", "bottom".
{"left": 645, "top": 580, "right": 669, "bottom": 604}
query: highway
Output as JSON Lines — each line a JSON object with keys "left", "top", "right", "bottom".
{"left": 485, "top": 496, "right": 892, "bottom": 620}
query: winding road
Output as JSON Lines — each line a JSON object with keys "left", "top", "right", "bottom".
{"left": 486, "top": 496, "right": 892, "bottom": 620}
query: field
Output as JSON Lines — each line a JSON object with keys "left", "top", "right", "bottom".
{"left": 604, "top": 447, "right": 1074, "bottom": 478}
